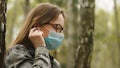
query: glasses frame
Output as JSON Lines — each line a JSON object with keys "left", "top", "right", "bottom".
{"left": 40, "top": 23, "right": 64, "bottom": 33}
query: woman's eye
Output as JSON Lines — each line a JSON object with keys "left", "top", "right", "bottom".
{"left": 54, "top": 24, "right": 58, "bottom": 29}
{"left": 56, "top": 25, "right": 61, "bottom": 29}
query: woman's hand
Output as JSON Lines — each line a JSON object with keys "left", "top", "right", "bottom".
{"left": 28, "top": 27, "right": 46, "bottom": 49}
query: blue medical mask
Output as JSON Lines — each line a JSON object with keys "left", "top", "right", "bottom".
{"left": 44, "top": 30, "right": 64, "bottom": 50}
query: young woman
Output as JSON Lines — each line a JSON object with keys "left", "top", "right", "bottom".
{"left": 5, "top": 3, "right": 65, "bottom": 68}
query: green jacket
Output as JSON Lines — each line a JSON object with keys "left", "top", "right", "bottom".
{"left": 5, "top": 44, "right": 61, "bottom": 68}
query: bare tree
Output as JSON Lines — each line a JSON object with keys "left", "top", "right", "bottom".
{"left": 0, "top": 0, "right": 7, "bottom": 68}
{"left": 74, "top": 0, "right": 95, "bottom": 68}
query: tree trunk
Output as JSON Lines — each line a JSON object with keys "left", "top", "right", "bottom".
{"left": 66, "top": 0, "right": 79, "bottom": 68}
{"left": 66, "top": 0, "right": 74, "bottom": 68}
{"left": 0, "top": 0, "right": 7, "bottom": 68}
{"left": 74, "top": 0, "right": 95, "bottom": 68}
{"left": 113, "top": 0, "right": 120, "bottom": 68}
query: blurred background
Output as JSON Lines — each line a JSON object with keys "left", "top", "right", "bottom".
{"left": 6, "top": 0, "right": 120, "bottom": 68}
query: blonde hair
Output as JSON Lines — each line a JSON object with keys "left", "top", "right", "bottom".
{"left": 7, "top": 3, "right": 65, "bottom": 51}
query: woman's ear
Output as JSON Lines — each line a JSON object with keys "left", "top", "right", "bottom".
{"left": 33, "top": 22, "right": 40, "bottom": 27}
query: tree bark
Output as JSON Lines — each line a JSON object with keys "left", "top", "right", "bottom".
{"left": 0, "top": 0, "right": 7, "bottom": 68}
{"left": 74, "top": 0, "right": 95, "bottom": 68}
{"left": 113, "top": 0, "right": 120, "bottom": 68}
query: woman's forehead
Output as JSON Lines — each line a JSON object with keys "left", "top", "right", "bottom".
{"left": 51, "top": 14, "right": 64, "bottom": 26}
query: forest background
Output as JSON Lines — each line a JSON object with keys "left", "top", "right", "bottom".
{"left": 5, "top": 0, "right": 120, "bottom": 68}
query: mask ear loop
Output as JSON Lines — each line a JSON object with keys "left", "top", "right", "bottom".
{"left": 43, "top": 25, "right": 56, "bottom": 33}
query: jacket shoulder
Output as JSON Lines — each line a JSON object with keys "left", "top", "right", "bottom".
{"left": 5, "top": 44, "right": 33, "bottom": 67}
{"left": 53, "top": 59, "right": 61, "bottom": 68}
{"left": 49, "top": 55, "right": 61, "bottom": 68}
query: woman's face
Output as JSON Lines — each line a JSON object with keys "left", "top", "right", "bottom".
{"left": 40, "top": 13, "right": 64, "bottom": 38}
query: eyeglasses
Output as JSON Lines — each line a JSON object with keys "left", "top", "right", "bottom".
{"left": 41, "top": 23, "right": 64, "bottom": 33}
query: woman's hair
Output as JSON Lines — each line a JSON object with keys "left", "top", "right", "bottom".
{"left": 7, "top": 3, "right": 65, "bottom": 51}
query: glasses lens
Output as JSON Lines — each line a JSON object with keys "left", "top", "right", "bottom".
{"left": 42, "top": 23, "right": 64, "bottom": 33}
{"left": 54, "top": 24, "right": 63, "bottom": 33}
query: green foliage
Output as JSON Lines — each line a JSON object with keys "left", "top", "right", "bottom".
{"left": 49, "top": 0, "right": 66, "bottom": 7}
{"left": 95, "top": 10, "right": 109, "bottom": 39}
{"left": 91, "top": 4, "right": 120, "bottom": 68}
{"left": 6, "top": 0, "right": 24, "bottom": 46}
